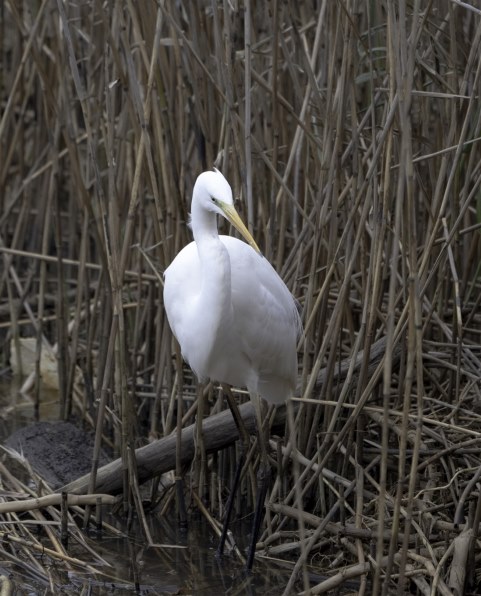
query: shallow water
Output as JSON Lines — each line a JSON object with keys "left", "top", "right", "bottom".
{"left": 78, "top": 514, "right": 296, "bottom": 595}
{"left": 0, "top": 377, "right": 297, "bottom": 595}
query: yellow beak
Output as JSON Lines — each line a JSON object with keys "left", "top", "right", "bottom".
{"left": 220, "top": 202, "right": 261, "bottom": 254}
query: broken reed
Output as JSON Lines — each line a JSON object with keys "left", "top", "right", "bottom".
{"left": 1, "top": 0, "right": 481, "bottom": 593}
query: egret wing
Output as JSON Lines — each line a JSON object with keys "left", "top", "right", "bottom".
{"left": 163, "top": 242, "right": 202, "bottom": 364}
{"left": 221, "top": 236, "right": 301, "bottom": 401}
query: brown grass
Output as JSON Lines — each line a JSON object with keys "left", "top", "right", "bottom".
{"left": 1, "top": 0, "right": 481, "bottom": 593}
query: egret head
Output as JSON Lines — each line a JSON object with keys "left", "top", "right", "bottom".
{"left": 194, "top": 168, "right": 234, "bottom": 213}
{"left": 193, "top": 169, "right": 261, "bottom": 254}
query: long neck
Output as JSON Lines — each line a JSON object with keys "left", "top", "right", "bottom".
{"left": 191, "top": 197, "right": 219, "bottom": 244}
{"left": 191, "top": 200, "right": 232, "bottom": 341}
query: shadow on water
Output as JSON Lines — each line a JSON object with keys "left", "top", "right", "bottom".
{"left": 0, "top": 378, "right": 296, "bottom": 595}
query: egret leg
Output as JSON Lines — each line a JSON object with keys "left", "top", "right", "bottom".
{"left": 216, "top": 448, "right": 245, "bottom": 558}
{"left": 216, "top": 385, "right": 253, "bottom": 560}
{"left": 246, "top": 459, "right": 271, "bottom": 570}
{"left": 245, "top": 394, "right": 272, "bottom": 571}
{"left": 174, "top": 343, "right": 187, "bottom": 528}
{"left": 223, "top": 385, "right": 252, "bottom": 450}
{"left": 216, "top": 387, "right": 272, "bottom": 569}
{"left": 193, "top": 383, "right": 207, "bottom": 500}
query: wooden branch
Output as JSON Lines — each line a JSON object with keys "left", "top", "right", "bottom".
{"left": 315, "top": 335, "right": 400, "bottom": 388}
{"left": 62, "top": 401, "right": 260, "bottom": 495}
{"left": 448, "top": 529, "right": 473, "bottom": 595}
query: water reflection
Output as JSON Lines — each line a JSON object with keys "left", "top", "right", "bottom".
{"left": 61, "top": 511, "right": 295, "bottom": 595}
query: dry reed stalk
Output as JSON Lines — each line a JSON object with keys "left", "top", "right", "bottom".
{"left": 1, "top": 0, "right": 481, "bottom": 593}
{"left": 0, "top": 453, "right": 124, "bottom": 590}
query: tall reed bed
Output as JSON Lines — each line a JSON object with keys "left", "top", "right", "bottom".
{"left": 1, "top": 1, "right": 481, "bottom": 593}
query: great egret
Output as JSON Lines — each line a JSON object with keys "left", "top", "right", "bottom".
{"left": 163, "top": 168, "right": 301, "bottom": 567}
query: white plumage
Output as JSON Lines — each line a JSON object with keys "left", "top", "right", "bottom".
{"left": 164, "top": 169, "right": 301, "bottom": 404}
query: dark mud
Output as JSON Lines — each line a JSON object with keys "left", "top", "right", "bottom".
{"left": 5, "top": 420, "right": 109, "bottom": 488}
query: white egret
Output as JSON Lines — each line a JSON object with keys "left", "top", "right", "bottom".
{"left": 163, "top": 168, "right": 301, "bottom": 568}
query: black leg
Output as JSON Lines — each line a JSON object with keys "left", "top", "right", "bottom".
{"left": 246, "top": 460, "right": 271, "bottom": 571}
{"left": 216, "top": 387, "right": 272, "bottom": 571}
{"left": 216, "top": 449, "right": 245, "bottom": 558}
{"left": 216, "top": 385, "right": 253, "bottom": 561}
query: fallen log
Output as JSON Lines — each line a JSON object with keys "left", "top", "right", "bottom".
{"left": 62, "top": 400, "right": 267, "bottom": 495}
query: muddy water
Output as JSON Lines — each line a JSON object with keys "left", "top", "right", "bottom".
{"left": 0, "top": 378, "right": 295, "bottom": 595}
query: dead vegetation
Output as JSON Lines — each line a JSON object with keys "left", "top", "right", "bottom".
{"left": 1, "top": 0, "right": 481, "bottom": 594}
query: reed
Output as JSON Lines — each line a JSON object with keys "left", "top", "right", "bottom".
{"left": 1, "top": 0, "right": 481, "bottom": 593}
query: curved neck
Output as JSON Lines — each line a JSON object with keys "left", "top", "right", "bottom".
{"left": 190, "top": 202, "right": 232, "bottom": 342}
{"left": 191, "top": 198, "right": 219, "bottom": 245}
